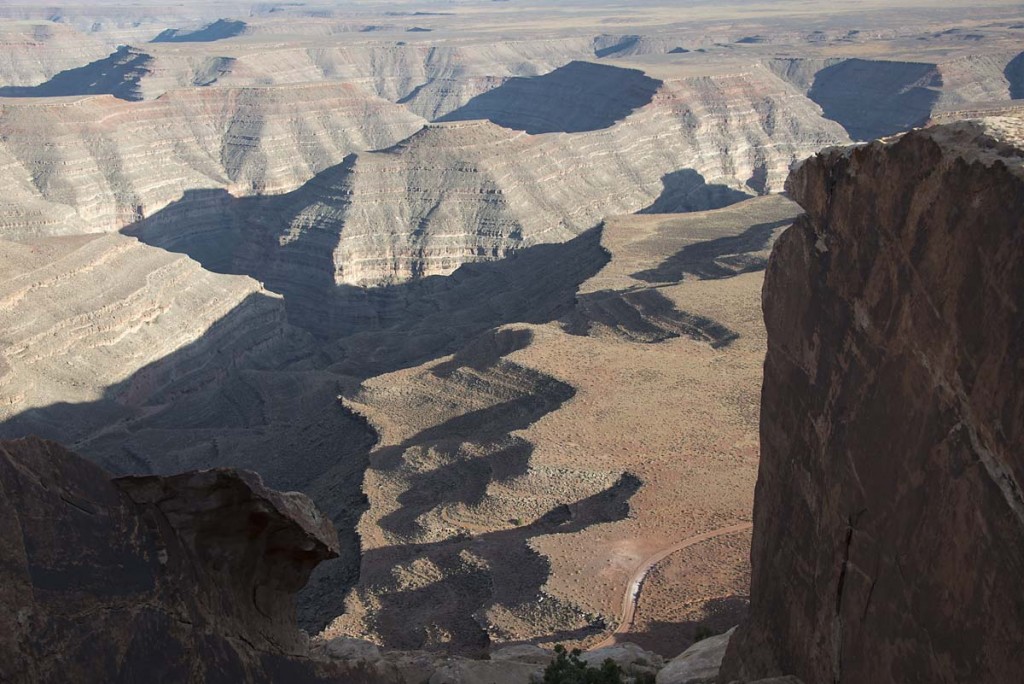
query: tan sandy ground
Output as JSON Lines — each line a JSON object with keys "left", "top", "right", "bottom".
{"left": 326, "top": 196, "right": 799, "bottom": 654}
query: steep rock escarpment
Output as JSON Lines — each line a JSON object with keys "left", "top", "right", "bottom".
{"left": 0, "top": 83, "right": 424, "bottom": 238}
{"left": 130, "top": 64, "right": 846, "bottom": 290}
{"left": 721, "top": 118, "right": 1024, "bottom": 682}
{"left": 0, "top": 21, "right": 111, "bottom": 87}
{"left": 0, "top": 45, "right": 154, "bottom": 101}
{"left": 0, "top": 436, "right": 377, "bottom": 683}
{"left": 0, "top": 234, "right": 297, "bottom": 433}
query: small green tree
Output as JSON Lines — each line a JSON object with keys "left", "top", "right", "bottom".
{"left": 542, "top": 645, "right": 625, "bottom": 684}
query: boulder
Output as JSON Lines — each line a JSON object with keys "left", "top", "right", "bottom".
{"left": 490, "top": 644, "right": 555, "bottom": 665}
{"left": 0, "top": 436, "right": 366, "bottom": 684}
{"left": 427, "top": 658, "right": 543, "bottom": 684}
{"left": 656, "top": 628, "right": 735, "bottom": 684}
{"left": 581, "top": 642, "right": 665, "bottom": 678}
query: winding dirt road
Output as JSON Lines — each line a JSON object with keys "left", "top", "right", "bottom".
{"left": 590, "top": 522, "right": 754, "bottom": 650}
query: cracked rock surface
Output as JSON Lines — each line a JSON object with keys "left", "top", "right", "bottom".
{"left": 721, "top": 118, "right": 1024, "bottom": 683}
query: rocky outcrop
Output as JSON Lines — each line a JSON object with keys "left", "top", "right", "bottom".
{"left": 657, "top": 628, "right": 734, "bottom": 684}
{"left": 721, "top": 118, "right": 1024, "bottom": 682}
{"left": 0, "top": 436, "right": 378, "bottom": 683}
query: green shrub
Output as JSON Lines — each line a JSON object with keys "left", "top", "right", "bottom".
{"left": 542, "top": 645, "right": 624, "bottom": 684}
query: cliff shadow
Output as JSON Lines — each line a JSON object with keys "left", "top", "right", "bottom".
{"left": 631, "top": 217, "right": 793, "bottom": 284}
{"left": 152, "top": 19, "right": 247, "bottom": 43}
{"left": 638, "top": 170, "right": 752, "bottom": 215}
{"left": 354, "top": 473, "right": 644, "bottom": 653}
{"left": 436, "top": 61, "right": 662, "bottom": 133}
{"left": 561, "top": 288, "right": 739, "bottom": 348}
{"left": 614, "top": 595, "right": 749, "bottom": 658}
{"left": 123, "top": 162, "right": 609, "bottom": 371}
{"left": 0, "top": 46, "right": 151, "bottom": 101}
{"left": 1003, "top": 51, "right": 1024, "bottom": 100}
{"left": 4, "top": 204, "right": 609, "bottom": 632}
{"left": 807, "top": 58, "right": 942, "bottom": 140}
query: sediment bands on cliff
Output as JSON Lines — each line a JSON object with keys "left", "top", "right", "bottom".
{"left": 125, "top": 63, "right": 846, "bottom": 291}
{"left": 0, "top": 83, "right": 424, "bottom": 237}
{"left": 721, "top": 118, "right": 1024, "bottom": 683}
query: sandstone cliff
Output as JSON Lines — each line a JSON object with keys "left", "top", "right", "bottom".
{"left": 720, "top": 118, "right": 1024, "bottom": 682}
{"left": 0, "top": 436, "right": 380, "bottom": 683}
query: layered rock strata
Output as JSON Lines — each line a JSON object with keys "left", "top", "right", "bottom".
{"left": 721, "top": 118, "right": 1024, "bottom": 682}
{"left": 0, "top": 82, "right": 424, "bottom": 237}
{"left": 130, "top": 64, "right": 846, "bottom": 289}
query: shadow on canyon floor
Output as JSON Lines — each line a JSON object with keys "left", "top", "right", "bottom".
{"left": 2, "top": 170, "right": 766, "bottom": 635}
{"left": 357, "top": 472, "right": 644, "bottom": 653}
{"left": 152, "top": 18, "right": 248, "bottom": 43}
{"left": 638, "top": 170, "right": 752, "bottom": 215}
{"left": 807, "top": 58, "right": 942, "bottom": 141}
{"left": 0, "top": 210, "right": 612, "bottom": 633}
{"left": 562, "top": 288, "right": 740, "bottom": 348}
{"left": 437, "top": 61, "right": 662, "bottom": 134}
{"left": 616, "top": 595, "right": 749, "bottom": 659}
{"left": 632, "top": 217, "right": 793, "bottom": 284}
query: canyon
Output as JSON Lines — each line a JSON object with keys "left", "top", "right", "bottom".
{"left": 0, "top": 1, "right": 1022, "bottom": 682}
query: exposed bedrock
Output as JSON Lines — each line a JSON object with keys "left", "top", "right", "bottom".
{"left": 127, "top": 65, "right": 846, "bottom": 291}
{"left": 438, "top": 61, "right": 662, "bottom": 133}
{"left": 0, "top": 437, "right": 375, "bottom": 683}
{"left": 720, "top": 118, "right": 1024, "bottom": 682}
{"left": 0, "top": 222, "right": 610, "bottom": 634}
{"left": 76, "top": 35, "right": 601, "bottom": 113}
{"left": 0, "top": 45, "right": 153, "bottom": 101}
{"left": 0, "top": 21, "right": 112, "bottom": 87}
{"left": 0, "top": 83, "right": 424, "bottom": 237}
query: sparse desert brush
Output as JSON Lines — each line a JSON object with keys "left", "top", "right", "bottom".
{"left": 542, "top": 644, "right": 624, "bottom": 684}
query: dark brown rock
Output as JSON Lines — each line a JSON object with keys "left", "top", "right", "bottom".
{"left": 0, "top": 436, "right": 374, "bottom": 683}
{"left": 720, "top": 118, "right": 1024, "bottom": 683}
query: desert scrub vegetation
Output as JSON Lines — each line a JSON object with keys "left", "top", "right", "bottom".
{"left": 542, "top": 645, "right": 655, "bottom": 684}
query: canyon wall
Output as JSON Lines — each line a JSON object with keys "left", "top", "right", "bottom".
{"left": 128, "top": 63, "right": 846, "bottom": 291}
{"left": 720, "top": 118, "right": 1024, "bottom": 682}
{"left": 0, "top": 84, "right": 424, "bottom": 237}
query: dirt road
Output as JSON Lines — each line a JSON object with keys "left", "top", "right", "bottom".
{"left": 590, "top": 522, "right": 754, "bottom": 650}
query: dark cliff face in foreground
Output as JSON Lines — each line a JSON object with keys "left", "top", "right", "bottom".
{"left": 721, "top": 119, "right": 1024, "bottom": 683}
{"left": 0, "top": 437, "right": 375, "bottom": 684}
